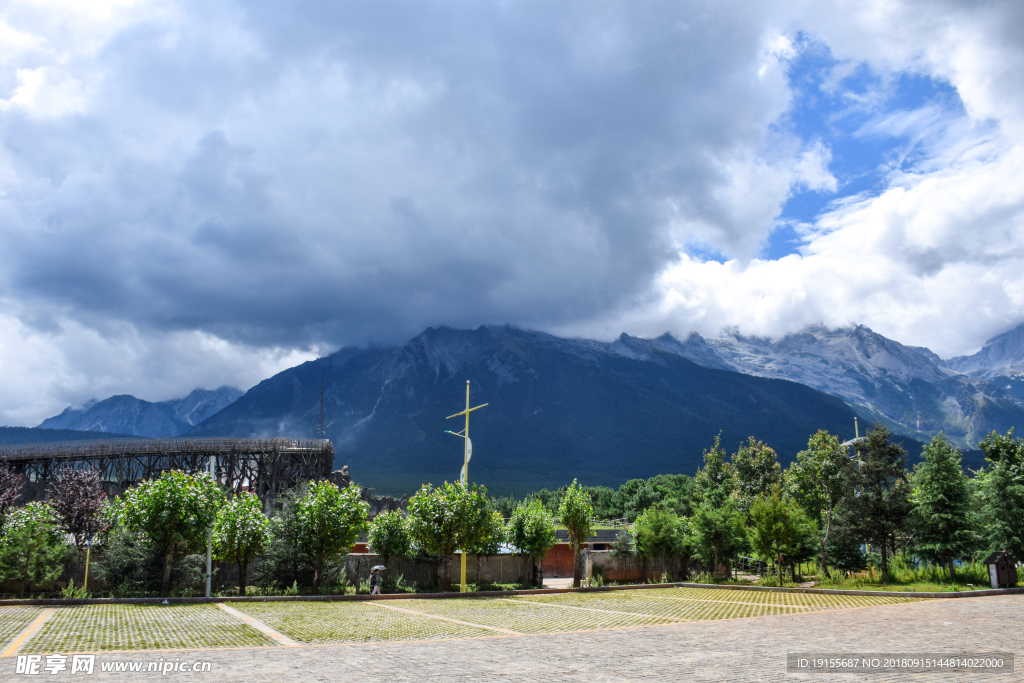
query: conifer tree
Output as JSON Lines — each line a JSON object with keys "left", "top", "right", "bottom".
{"left": 977, "top": 428, "right": 1024, "bottom": 559}
{"left": 787, "top": 430, "right": 850, "bottom": 574}
{"left": 911, "top": 433, "right": 974, "bottom": 578}
{"left": 693, "top": 434, "right": 734, "bottom": 507}
{"left": 844, "top": 425, "right": 911, "bottom": 580}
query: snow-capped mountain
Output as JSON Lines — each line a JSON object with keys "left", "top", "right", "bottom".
{"left": 38, "top": 387, "right": 243, "bottom": 438}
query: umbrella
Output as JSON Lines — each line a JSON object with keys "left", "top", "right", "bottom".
{"left": 371, "top": 565, "right": 387, "bottom": 571}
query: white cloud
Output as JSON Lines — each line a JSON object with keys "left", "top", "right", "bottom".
{"left": 0, "top": 304, "right": 320, "bottom": 426}
{"left": 584, "top": 130, "right": 1024, "bottom": 358}
{"left": 0, "top": 67, "right": 88, "bottom": 117}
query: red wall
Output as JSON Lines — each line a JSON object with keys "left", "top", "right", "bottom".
{"left": 541, "top": 544, "right": 576, "bottom": 577}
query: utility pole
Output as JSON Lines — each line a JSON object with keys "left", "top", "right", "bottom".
{"left": 445, "top": 381, "right": 488, "bottom": 592}
{"left": 206, "top": 454, "right": 214, "bottom": 598}
{"left": 319, "top": 358, "right": 325, "bottom": 438}
{"left": 855, "top": 417, "right": 861, "bottom": 467}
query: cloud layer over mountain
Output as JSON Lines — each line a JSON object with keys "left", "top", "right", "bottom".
{"left": 2, "top": 0, "right": 1023, "bottom": 424}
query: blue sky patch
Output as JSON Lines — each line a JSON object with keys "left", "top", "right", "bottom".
{"left": 764, "top": 34, "right": 970, "bottom": 260}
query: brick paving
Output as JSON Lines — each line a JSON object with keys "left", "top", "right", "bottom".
{"left": 21, "top": 604, "right": 276, "bottom": 654}
{"left": 2, "top": 593, "right": 1018, "bottom": 681}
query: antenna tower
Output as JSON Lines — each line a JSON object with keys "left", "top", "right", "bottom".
{"left": 319, "top": 358, "right": 325, "bottom": 438}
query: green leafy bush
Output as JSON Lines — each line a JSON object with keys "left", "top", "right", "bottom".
{"left": 0, "top": 502, "right": 69, "bottom": 596}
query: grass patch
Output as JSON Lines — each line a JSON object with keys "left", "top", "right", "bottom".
{"left": 381, "top": 596, "right": 671, "bottom": 633}
{"left": 811, "top": 560, "right": 991, "bottom": 592}
{"left": 23, "top": 604, "right": 276, "bottom": 653}
{"left": 0, "top": 606, "right": 43, "bottom": 650}
{"left": 234, "top": 600, "right": 495, "bottom": 644}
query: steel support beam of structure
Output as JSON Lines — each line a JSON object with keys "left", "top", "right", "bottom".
{"left": 0, "top": 438, "right": 334, "bottom": 506}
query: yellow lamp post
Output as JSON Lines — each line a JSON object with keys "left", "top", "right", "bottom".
{"left": 445, "top": 380, "right": 487, "bottom": 592}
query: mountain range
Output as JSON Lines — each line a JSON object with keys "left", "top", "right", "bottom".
{"left": 26, "top": 321, "right": 1024, "bottom": 495}
{"left": 189, "top": 325, "right": 864, "bottom": 495}
{"left": 665, "top": 324, "right": 1024, "bottom": 449}
{"left": 37, "top": 387, "right": 243, "bottom": 438}
{"left": 945, "top": 323, "right": 1024, "bottom": 405}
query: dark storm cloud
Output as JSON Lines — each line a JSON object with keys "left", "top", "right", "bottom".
{"left": 0, "top": 0, "right": 796, "bottom": 348}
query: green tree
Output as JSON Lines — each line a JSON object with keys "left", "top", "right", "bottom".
{"left": 614, "top": 479, "right": 658, "bottom": 521}
{"left": 294, "top": 481, "right": 369, "bottom": 592}
{"left": 585, "top": 486, "right": 618, "bottom": 520}
{"left": 976, "top": 428, "right": 1024, "bottom": 559}
{"left": 367, "top": 510, "right": 411, "bottom": 570}
{"left": 489, "top": 495, "right": 518, "bottom": 519}
{"left": 406, "top": 481, "right": 492, "bottom": 590}
{"left": 693, "top": 434, "right": 734, "bottom": 508}
{"left": 648, "top": 474, "right": 696, "bottom": 516}
{"left": 526, "top": 487, "right": 564, "bottom": 514}
{"left": 731, "top": 437, "right": 782, "bottom": 515}
{"left": 121, "top": 470, "right": 224, "bottom": 595}
{"left": 213, "top": 492, "right": 271, "bottom": 596}
{"left": 748, "top": 494, "right": 816, "bottom": 581}
{"left": 0, "top": 502, "right": 68, "bottom": 596}
{"left": 632, "top": 506, "right": 681, "bottom": 580}
{"left": 691, "top": 502, "right": 746, "bottom": 578}
{"left": 557, "top": 479, "right": 594, "bottom": 588}
{"left": 844, "top": 425, "right": 912, "bottom": 580}
{"left": 506, "top": 499, "right": 556, "bottom": 586}
{"left": 786, "top": 430, "right": 850, "bottom": 573}
{"left": 250, "top": 486, "right": 317, "bottom": 591}
{"left": 910, "top": 433, "right": 975, "bottom": 578}
{"left": 471, "top": 510, "right": 506, "bottom": 556}
{"left": 675, "top": 515, "right": 697, "bottom": 579}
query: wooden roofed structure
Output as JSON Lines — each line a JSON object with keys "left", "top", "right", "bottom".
{"left": 0, "top": 437, "right": 334, "bottom": 505}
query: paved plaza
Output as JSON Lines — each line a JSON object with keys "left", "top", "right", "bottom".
{"left": 0, "top": 589, "right": 1019, "bottom": 681}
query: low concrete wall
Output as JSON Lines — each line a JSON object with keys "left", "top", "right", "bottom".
{"left": 584, "top": 550, "right": 703, "bottom": 582}
{"left": 343, "top": 553, "right": 537, "bottom": 588}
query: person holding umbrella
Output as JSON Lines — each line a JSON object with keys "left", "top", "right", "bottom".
{"left": 369, "top": 566, "right": 385, "bottom": 595}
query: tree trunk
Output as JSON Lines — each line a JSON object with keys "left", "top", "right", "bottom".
{"left": 162, "top": 547, "right": 175, "bottom": 596}
{"left": 442, "top": 554, "right": 452, "bottom": 591}
{"left": 948, "top": 558, "right": 956, "bottom": 581}
{"left": 820, "top": 507, "right": 833, "bottom": 577}
{"left": 238, "top": 558, "right": 247, "bottom": 597}
{"left": 313, "top": 556, "right": 323, "bottom": 592}
{"left": 572, "top": 545, "right": 582, "bottom": 588}
{"left": 880, "top": 541, "right": 888, "bottom": 583}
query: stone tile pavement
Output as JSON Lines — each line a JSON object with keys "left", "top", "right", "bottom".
{"left": 5, "top": 594, "right": 1019, "bottom": 682}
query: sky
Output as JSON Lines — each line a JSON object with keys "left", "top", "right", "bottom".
{"left": 2, "top": 0, "right": 1024, "bottom": 425}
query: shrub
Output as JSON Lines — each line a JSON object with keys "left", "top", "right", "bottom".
{"left": 0, "top": 502, "right": 68, "bottom": 596}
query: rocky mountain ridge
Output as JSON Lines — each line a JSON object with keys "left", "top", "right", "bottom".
{"left": 38, "top": 387, "right": 243, "bottom": 438}
{"left": 188, "top": 325, "right": 864, "bottom": 495}
{"left": 944, "top": 323, "right": 1024, "bottom": 406}
{"left": 646, "top": 324, "right": 1024, "bottom": 448}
